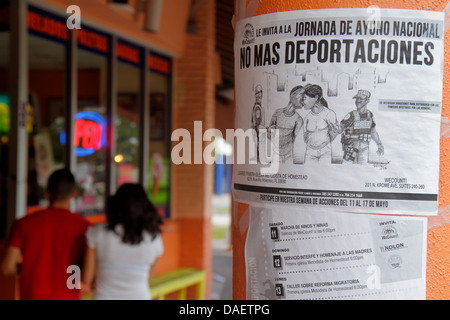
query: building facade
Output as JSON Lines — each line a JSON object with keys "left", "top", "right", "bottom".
{"left": 0, "top": 0, "right": 225, "bottom": 299}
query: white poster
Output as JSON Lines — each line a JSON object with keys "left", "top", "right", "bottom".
{"left": 245, "top": 206, "right": 427, "bottom": 300}
{"left": 233, "top": 9, "right": 444, "bottom": 216}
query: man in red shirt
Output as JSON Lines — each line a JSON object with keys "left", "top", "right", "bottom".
{"left": 1, "top": 168, "right": 90, "bottom": 299}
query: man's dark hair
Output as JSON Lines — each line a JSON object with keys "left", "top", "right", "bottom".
{"left": 46, "top": 168, "right": 77, "bottom": 203}
{"left": 290, "top": 85, "right": 304, "bottom": 96}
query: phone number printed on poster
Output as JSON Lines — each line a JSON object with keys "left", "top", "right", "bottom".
{"left": 233, "top": 8, "right": 444, "bottom": 216}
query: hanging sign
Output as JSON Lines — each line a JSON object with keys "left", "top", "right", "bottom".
{"left": 149, "top": 52, "right": 171, "bottom": 76}
{"left": 27, "top": 5, "right": 69, "bottom": 43}
{"left": 77, "top": 25, "right": 109, "bottom": 55}
{"left": 117, "top": 39, "right": 141, "bottom": 67}
{"left": 60, "top": 111, "right": 106, "bottom": 157}
{"left": 233, "top": 8, "right": 444, "bottom": 216}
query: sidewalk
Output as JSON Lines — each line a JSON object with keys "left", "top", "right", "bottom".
{"left": 211, "top": 194, "right": 233, "bottom": 300}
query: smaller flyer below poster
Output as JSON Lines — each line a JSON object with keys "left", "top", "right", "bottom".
{"left": 245, "top": 206, "right": 427, "bottom": 300}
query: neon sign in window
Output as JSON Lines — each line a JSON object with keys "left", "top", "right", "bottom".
{"left": 60, "top": 111, "right": 106, "bottom": 157}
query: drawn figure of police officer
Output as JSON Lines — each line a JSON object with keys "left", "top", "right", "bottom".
{"left": 340, "top": 89, "right": 384, "bottom": 164}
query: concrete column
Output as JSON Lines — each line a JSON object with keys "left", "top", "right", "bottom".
{"left": 172, "top": 0, "right": 216, "bottom": 299}
{"left": 7, "top": 0, "right": 28, "bottom": 231}
{"left": 232, "top": 0, "right": 450, "bottom": 300}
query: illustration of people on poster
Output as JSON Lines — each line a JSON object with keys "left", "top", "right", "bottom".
{"left": 233, "top": 8, "right": 444, "bottom": 300}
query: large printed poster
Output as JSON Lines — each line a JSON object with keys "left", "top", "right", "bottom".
{"left": 233, "top": 8, "right": 444, "bottom": 216}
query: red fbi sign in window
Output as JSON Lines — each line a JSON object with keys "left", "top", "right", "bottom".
{"left": 60, "top": 111, "right": 106, "bottom": 157}
{"left": 74, "top": 119, "right": 103, "bottom": 150}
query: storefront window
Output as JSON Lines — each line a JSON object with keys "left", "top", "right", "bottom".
{"left": 13, "top": 6, "right": 174, "bottom": 223}
{"left": 115, "top": 40, "right": 141, "bottom": 188}
{"left": 27, "top": 7, "right": 67, "bottom": 210}
{"left": 74, "top": 27, "right": 109, "bottom": 216}
{"left": 0, "top": 0, "right": 9, "bottom": 238}
{"left": 148, "top": 52, "right": 171, "bottom": 218}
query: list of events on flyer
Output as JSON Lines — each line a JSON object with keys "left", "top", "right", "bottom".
{"left": 246, "top": 207, "right": 427, "bottom": 300}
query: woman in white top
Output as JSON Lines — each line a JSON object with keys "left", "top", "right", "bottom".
{"left": 81, "top": 183, "right": 164, "bottom": 300}
{"left": 302, "top": 84, "right": 340, "bottom": 164}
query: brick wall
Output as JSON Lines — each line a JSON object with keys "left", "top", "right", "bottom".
{"left": 171, "top": 0, "right": 216, "bottom": 299}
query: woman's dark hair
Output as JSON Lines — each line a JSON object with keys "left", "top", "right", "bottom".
{"left": 106, "top": 183, "right": 163, "bottom": 244}
{"left": 304, "top": 84, "right": 323, "bottom": 99}
{"left": 304, "top": 84, "right": 328, "bottom": 108}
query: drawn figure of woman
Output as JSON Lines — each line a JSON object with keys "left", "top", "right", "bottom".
{"left": 302, "top": 85, "right": 340, "bottom": 164}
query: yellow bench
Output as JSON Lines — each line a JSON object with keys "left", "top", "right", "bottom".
{"left": 82, "top": 268, "right": 206, "bottom": 300}
{"left": 150, "top": 268, "right": 206, "bottom": 300}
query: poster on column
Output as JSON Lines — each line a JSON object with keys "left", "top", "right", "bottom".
{"left": 245, "top": 206, "right": 427, "bottom": 300}
{"left": 233, "top": 8, "right": 444, "bottom": 216}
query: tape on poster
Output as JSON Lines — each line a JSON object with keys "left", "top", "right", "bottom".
{"left": 232, "top": 201, "right": 250, "bottom": 235}
{"left": 233, "top": 0, "right": 262, "bottom": 29}
{"left": 441, "top": 117, "right": 450, "bottom": 139}
{"left": 444, "top": 1, "right": 450, "bottom": 33}
{"left": 429, "top": 205, "right": 450, "bottom": 230}
{"left": 238, "top": 207, "right": 250, "bottom": 235}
